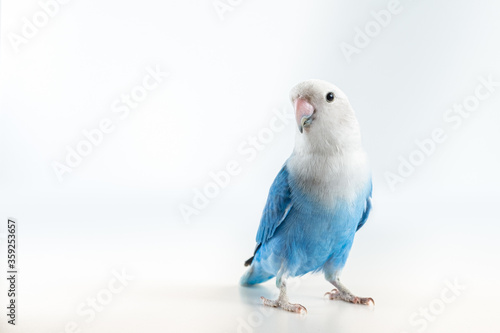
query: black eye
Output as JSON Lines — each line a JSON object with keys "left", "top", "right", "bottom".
{"left": 326, "top": 92, "right": 335, "bottom": 102}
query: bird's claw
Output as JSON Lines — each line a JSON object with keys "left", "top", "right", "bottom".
{"left": 352, "top": 296, "right": 375, "bottom": 306}
{"left": 324, "top": 289, "right": 339, "bottom": 297}
{"left": 325, "top": 289, "right": 374, "bottom": 306}
{"left": 260, "top": 296, "right": 307, "bottom": 314}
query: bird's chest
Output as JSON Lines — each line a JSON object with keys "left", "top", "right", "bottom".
{"left": 288, "top": 153, "right": 369, "bottom": 207}
{"left": 286, "top": 153, "right": 369, "bottom": 249}
{"left": 292, "top": 197, "right": 361, "bottom": 241}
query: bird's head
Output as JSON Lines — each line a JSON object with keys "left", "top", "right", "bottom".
{"left": 290, "top": 79, "right": 362, "bottom": 153}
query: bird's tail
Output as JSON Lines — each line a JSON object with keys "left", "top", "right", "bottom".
{"left": 240, "top": 262, "right": 274, "bottom": 286}
{"left": 244, "top": 256, "right": 254, "bottom": 267}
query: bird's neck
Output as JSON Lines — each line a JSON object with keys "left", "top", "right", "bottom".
{"left": 288, "top": 143, "right": 370, "bottom": 205}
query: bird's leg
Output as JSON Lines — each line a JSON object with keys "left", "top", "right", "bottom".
{"left": 261, "top": 279, "right": 307, "bottom": 314}
{"left": 325, "top": 277, "right": 374, "bottom": 306}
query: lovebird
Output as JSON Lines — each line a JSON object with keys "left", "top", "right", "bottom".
{"left": 240, "top": 79, "right": 373, "bottom": 314}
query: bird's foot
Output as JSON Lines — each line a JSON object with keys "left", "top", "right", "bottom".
{"left": 324, "top": 289, "right": 374, "bottom": 306}
{"left": 260, "top": 296, "right": 307, "bottom": 314}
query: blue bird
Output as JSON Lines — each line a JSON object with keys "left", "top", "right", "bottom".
{"left": 240, "top": 80, "right": 373, "bottom": 314}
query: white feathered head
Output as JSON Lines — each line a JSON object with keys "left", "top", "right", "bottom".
{"left": 290, "top": 79, "right": 362, "bottom": 153}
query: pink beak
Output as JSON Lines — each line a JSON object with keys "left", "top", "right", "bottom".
{"left": 294, "top": 98, "right": 315, "bottom": 133}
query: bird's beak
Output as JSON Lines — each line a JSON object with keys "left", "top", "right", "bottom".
{"left": 294, "top": 98, "right": 315, "bottom": 134}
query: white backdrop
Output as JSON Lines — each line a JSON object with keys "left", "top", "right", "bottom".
{"left": 1, "top": 0, "right": 499, "bottom": 332}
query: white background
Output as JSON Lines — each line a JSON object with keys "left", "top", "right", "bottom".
{"left": 1, "top": 0, "right": 499, "bottom": 332}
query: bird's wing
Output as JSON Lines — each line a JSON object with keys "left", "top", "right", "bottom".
{"left": 255, "top": 164, "right": 293, "bottom": 246}
{"left": 356, "top": 181, "right": 372, "bottom": 231}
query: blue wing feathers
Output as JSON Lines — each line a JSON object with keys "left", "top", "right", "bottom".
{"left": 356, "top": 181, "right": 372, "bottom": 231}
{"left": 255, "top": 164, "right": 293, "bottom": 246}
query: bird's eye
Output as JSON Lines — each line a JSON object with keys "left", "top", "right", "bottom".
{"left": 326, "top": 92, "right": 335, "bottom": 102}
